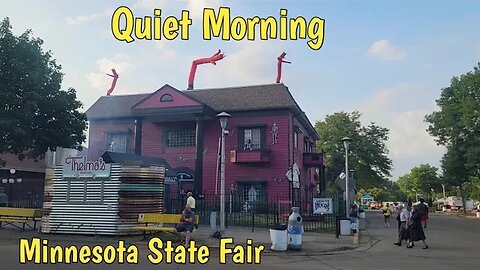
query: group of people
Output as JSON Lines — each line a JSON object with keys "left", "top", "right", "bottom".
{"left": 391, "top": 199, "right": 429, "bottom": 249}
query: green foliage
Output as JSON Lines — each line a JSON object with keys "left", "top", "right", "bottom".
{"left": 463, "top": 177, "right": 480, "bottom": 201}
{"left": 426, "top": 64, "right": 480, "bottom": 210}
{"left": 356, "top": 181, "right": 406, "bottom": 203}
{"left": 397, "top": 164, "right": 440, "bottom": 200}
{"left": 0, "top": 17, "right": 87, "bottom": 162}
{"left": 315, "top": 111, "right": 392, "bottom": 189}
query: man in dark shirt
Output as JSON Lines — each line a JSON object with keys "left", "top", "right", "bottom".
{"left": 173, "top": 204, "right": 195, "bottom": 245}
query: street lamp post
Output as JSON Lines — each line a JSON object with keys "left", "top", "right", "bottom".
{"left": 217, "top": 112, "right": 231, "bottom": 232}
{"left": 2, "top": 169, "right": 23, "bottom": 206}
{"left": 441, "top": 184, "right": 446, "bottom": 199}
{"left": 341, "top": 137, "right": 352, "bottom": 218}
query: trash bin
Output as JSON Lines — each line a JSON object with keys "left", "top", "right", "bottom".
{"left": 269, "top": 224, "right": 288, "bottom": 251}
{"left": 287, "top": 207, "right": 303, "bottom": 250}
{"left": 340, "top": 219, "right": 351, "bottom": 235}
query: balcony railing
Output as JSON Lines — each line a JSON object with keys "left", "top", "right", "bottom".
{"left": 230, "top": 149, "right": 270, "bottom": 163}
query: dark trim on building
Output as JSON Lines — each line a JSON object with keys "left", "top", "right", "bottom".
{"left": 134, "top": 118, "right": 143, "bottom": 155}
{"left": 194, "top": 116, "right": 204, "bottom": 195}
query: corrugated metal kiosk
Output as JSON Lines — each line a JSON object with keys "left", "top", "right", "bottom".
{"left": 41, "top": 156, "right": 165, "bottom": 235}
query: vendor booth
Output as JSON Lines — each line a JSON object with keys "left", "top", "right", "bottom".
{"left": 41, "top": 154, "right": 167, "bottom": 235}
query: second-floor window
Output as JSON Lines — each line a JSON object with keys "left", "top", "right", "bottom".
{"left": 243, "top": 128, "right": 262, "bottom": 150}
{"left": 166, "top": 130, "right": 196, "bottom": 147}
{"left": 108, "top": 133, "right": 130, "bottom": 153}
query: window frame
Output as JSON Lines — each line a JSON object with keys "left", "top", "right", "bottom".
{"left": 160, "top": 94, "right": 174, "bottom": 102}
{"left": 238, "top": 182, "right": 267, "bottom": 202}
{"left": 165, "top": 129, "right": 196, "bottom": 148}
{"left": 106, "top": 131, "right": 132, "bottom": 154}
{"left": 237, "top": 124, "right": 267, "bottom": 151}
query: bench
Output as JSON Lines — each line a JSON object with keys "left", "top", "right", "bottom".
{"left": 133, "top": 213, "right": 199, "bottom": 239}
{"left": 0, "top": 207, "right": 42, "bottom": 231}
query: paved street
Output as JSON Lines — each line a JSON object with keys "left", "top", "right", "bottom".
{"left": 0, "top": 211, "right": 479, "bottom": 270}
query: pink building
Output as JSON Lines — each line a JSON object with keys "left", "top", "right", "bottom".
{"left": 86, "top": 83, "right": 325, "bottom": 202}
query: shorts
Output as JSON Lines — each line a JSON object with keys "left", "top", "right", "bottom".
{"left": 384, "top": 215, "right": 391, "bottom": 222}
{"left": 176, "top": 223, "right": 194, "bottom": 233}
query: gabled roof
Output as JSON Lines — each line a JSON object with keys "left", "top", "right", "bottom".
{"left": 184, "top": 84, "right": 298, "bottom": 111}
{"left": 86, "top": 83, "right": 318, "bottom": 139}
{"left": 86, "top": 84, "right": 297, "bottom": 119}
{"left": 86, "top": 93, "right": 148, "bottom": 119}
{"left": 131, "top": 84, "right": 205, "bottom": 111}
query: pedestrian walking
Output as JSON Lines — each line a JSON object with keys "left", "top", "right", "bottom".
{"left": 0, "top": 187, "right": 8, "bottom": 207}
{"left": 186, "top": 191, "right": 197, "bottom": 229}
{"left": 186, "top": 191, "right": 196, "bottom": 213}
{"left": 406, "top": 204, "right": 428, "bottom": 249}
{"left": 382, "top": 203, "right": 392, "bottom": 227}
{"left": 349, "top": 204, "right": 359, "bottom": 233}
{"left": 394, "top": 204, "right": 410, "bottom": 246}
{"left": 417, "top": 198, "right": 429, "bottom": 229}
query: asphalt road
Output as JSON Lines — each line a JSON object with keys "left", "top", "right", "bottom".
{"left": 0, "top": 211, "right": 478, "bottom": 270}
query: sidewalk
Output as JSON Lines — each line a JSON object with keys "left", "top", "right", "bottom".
{"left": 0, "top": 220, "right": 373, "bottom": 256}
{"left": 193, "top": 224, "right": 372, "bottom": 256}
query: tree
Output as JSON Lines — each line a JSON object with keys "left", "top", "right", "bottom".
{"left": 426, "top": 64, "right": 480, "bottom": 211}
{"left": 315, "top": 111, "right": 392, "bottom": 189}
{"left": 397, "top": 164, "right": 440, "bottom": 202}
{"left": 0, "top": 18, "right": 86, "bottom": 163}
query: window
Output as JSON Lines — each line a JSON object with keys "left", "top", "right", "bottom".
{"left": 66, "top": 178, "right": 104, "bottom": 204}
{"left": 304, "top": 139, "right": 313, "bottom": 153}
{"left": 294, "top": 131, "right": 298, "bottom": 149}
{"left": 166, "top": 130, "right": 196, "bottom": 147}
{"left": 238, "top": 183, "right": 266, "bottom": 202}
{"left": 243, "top": 128, "right": 261, "bottom": 150}
{"left": 160, "top": 94, "right": 173, "bottom": 102}
{"left": 108, "top": 133, "right": 130, "bottom": 153}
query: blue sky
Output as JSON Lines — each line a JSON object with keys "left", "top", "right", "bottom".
{"left": 2, "top": 0, "right": 480, "bottom": 180}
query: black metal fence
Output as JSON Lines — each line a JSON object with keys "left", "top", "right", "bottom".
{"left": 3, "top": 199, "right": 43, "bottom": 208}
{"left": 165, "top": 193, "right": 344, "bottom": 232}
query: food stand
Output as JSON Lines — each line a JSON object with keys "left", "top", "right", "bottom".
{"left": 41, "top": 156, "right": 165, "bottom": 235}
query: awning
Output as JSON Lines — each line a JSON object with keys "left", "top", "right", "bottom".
{"left": 101, "top": 151, "right": 177, "bottom": 178}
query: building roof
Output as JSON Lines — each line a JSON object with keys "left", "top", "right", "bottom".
{"left": 86, "top": 93, "right": 148, "bottom": 119}
{"left": 0, "top": 153, "right": 46, "bottom": 173}
{"left": 86, "top": 83, "right": 318, "bottom": 139}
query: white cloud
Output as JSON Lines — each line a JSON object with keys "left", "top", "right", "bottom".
{"left": 192, "top": 40, "right": 287, "bottom": 88}
{"left": 134, "top": 0, "right": 172, "bottom": 10}
{"left": 86, "top": 54, "right": 137, "bottom": 92}
{"left": 356, "top": 84, "right": 445, "bottom": 180}
{"left": 134, "top": 0, "right": 222, "bottom": 20}
{"left": 155, "top": 40, "right": 179, "bottom": 59}
{"left": 66, "top": 14, "right": 98, "bottom": 25}
{"left": 367, "top": 40, "right": 407, "bottom": 61}
{"left": 66, "top": 10, "right": 111, "bottom": 25}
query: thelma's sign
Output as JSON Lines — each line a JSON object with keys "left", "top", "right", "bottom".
{"left": 63, "top": 156, "right": 111, "bottom": 178}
